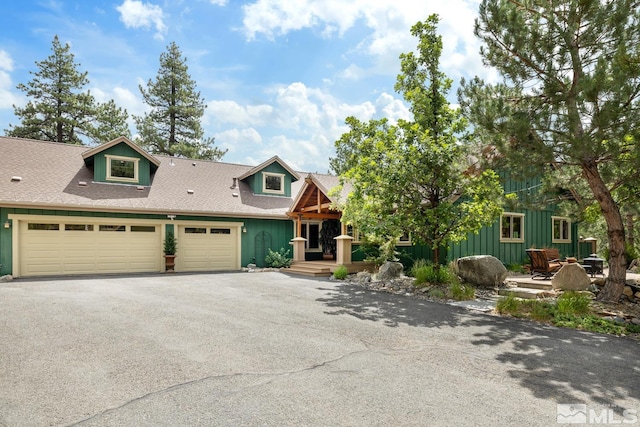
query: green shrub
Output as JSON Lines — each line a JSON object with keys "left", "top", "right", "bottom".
{"left": 411, "top": 260, "right": 455, "bottom": 286}
{"left": 333, "top": 265, "right": 349, "bottom": 280}
{"left": 264, "top": 248, "right": 292, "bottom": 268}
{"left": 428, "top": 288, "right": 446, "bottom": 299}
{"left": 529, "top": 301, "right": 554, "bottom": 322}
{"left": 496, "top": 294, "right": 520, "bottom": 315}
{"left": 506, "top": 263, "right": 526, "bottom": 274}
{"left": 556, "top": 291, "right": 591, "bottom": 316}
{"left": 449, "top": 282, "right": 475, "bottom": 301}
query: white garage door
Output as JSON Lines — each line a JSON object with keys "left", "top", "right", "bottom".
{"left": 19, "top": 220, "right": 161, "bottom": 277}
{"left": 177, "top": 225, "right": 239, "bottom": 272}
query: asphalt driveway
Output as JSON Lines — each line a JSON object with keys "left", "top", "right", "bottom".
{"left": 1, "top": 272, "right": 639, "bottom": 426}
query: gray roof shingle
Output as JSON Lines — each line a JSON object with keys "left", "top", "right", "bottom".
{"left": 0, "top": 137, "right": 312, "bottom": 218}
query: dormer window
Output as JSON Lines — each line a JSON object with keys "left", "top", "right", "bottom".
{"left": 263, "top": 172, "right": 285, "bottom": 195}
{"left": 106, "top": 155, "right": 139, "bottom": 183}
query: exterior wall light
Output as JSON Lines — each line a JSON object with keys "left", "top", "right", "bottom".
{"left": 3, "top": 220, "right": 10, "bottom": 229}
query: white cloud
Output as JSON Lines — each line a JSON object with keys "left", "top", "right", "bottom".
{"left": 0, "top": 50, "right": 20, "bottom": 109}
{"left": 209, "top": 0, "right": 228, "bottom": 5}
{"left": 240, "top": 0, "right": 495, "bottom": 83}
{"left": 215, "top": 128, "right": 262, "bottom": 153}
{"left": 116, "top": 0, "right": 167, "bottom": 40}
{"left": 242, "top": 0, "right": 363, "bottom": 41}
{"left": 207, "top": 100, "right": 273, "bottom": 126}
{"left": 375, "top": 93, "right": 410, "bottom": 123}
{"left": 205, "top": 83, "right": 400, "bottom": 172}
{"left": 0, "top": 50, "right": 14, "bottom": 72}
{"left": 338, "top": 64, "right": 365, "bottom": 80}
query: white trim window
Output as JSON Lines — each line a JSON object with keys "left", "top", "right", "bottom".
{"left": 346, "top": 224, "right": 361, "bottom": 243}
{"left": 500, "top": 213, "right": 524, "bottom": 242}
{"left": 262, "top": 172, "right": 285, "bottom": 195}
{"left": 106, "top": 155, "right": 139, "bottom": 183}
{"left": 397, "top": 232, "right": 412, "bottom": 246}
{"left": 552, "top": 216, "right": 571, "bottom": 243}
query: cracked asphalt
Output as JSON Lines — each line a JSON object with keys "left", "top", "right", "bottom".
{"left": 1, "top": 271, "right": 639, "bottom": 426}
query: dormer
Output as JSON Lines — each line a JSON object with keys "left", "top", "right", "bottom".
{"left": 82, "top": 136, "right": 159, "bottom": 186}
{"left": 237, "top": 156, "right": 300, "bottom": 197}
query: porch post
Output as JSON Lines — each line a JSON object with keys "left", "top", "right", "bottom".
{"left": 335, "top": 234, "right": 353, "bottom": 265}
{"left": 291, "top": 237, "right": 307, "bottom": 262}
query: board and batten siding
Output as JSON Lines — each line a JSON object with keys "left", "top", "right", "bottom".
{"left": 0, "top": 207, "right": 294, "bottom": 275}
{"left": 93, "top": 143, "right": 153, "bottom": 186}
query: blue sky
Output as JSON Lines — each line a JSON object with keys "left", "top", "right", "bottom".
{"left": 0, "top": 0, "right": 497, "bottom": 173}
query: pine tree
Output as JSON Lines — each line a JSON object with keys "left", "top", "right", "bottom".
{"left": 6, "top": 35, "right": 130, "bottom": 144}
{"left": 459, "top": 0, "right": 640, "bottom": 302}
{"left": 135, "top": 42, "right": 226, "bottom": 160}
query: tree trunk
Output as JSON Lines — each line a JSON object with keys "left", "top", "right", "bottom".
{"left": 627, "top": 214, "right": 634, "bottom": 250}
{"left": 433, "top": 245, "right": 440, "bottom": 268}
{"left": 582, "top": 162, "right": 626, "bottom": 302}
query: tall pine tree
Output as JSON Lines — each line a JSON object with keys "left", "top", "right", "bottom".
{"left": 135, "top": 42, "right": 226, "bottom": 160}
{"left": 6, "top": 35, "right": 130, "bottom": 144}
{"left": 459, "top": 0, "right": 640, "bottom": 302}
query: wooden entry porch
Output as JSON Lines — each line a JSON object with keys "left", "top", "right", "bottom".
{"left": 287, "top": 260, "right": 377, "bottom": 277}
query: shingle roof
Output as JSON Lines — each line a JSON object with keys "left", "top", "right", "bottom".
{"left": 0, "top": 137, "right": 310, "bottom": 219}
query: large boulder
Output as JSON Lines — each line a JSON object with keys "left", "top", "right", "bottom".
{"left": 551, "top": 263, "right": 591, "bottom": 291}
{"left": 454, "top": 255, "right": 507, "bottom": 287}
{"left": 377, "top": 261, "right": 404, "bottom": 281}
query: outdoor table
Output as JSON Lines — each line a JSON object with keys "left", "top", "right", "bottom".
{"left": 581, "top": 254, "right": 604, "bottom": 278}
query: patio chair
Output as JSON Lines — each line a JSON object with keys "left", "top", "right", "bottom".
{"left": 526, "top": 249, "right": 563, "bottom": 279}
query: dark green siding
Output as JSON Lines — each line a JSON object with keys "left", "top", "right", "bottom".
{"left": 245, "top": 163, "right": 294, "bottom": 197}
{"left": 92, "top": 143, "right": 152, "bottom": 185}
{"left": 240, "top": 218, "right": 294, "bottom": 266}
{"left": 0, "top": 207, "right": 293, "bottom": 274}
{"left": 0, "top": 208, "right": 11, "bottom": 276}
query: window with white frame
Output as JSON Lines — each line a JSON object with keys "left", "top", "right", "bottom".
{"left": 552, "top": 216, "right": 571, "bottom": 243}
{"left": 500, "top": 213, "right": 524, "bottom": 242}
{"left": 398, "top": 232, "right": 412, "bottom": 246}
{"left": 262, "top": 172, "right": 285, "bottom": 194}
{"left": 346, "top": 224, "right": 361, "bottom": 243}
{"left": 106, "top": 155, "right": 139, "bottom": 183}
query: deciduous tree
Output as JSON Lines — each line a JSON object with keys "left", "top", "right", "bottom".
{"left": 135, "top": 42, "right": 226, "bottom": 160}
{"left": 331, "top": 15, "right": 504, "bottom": 266}
{"left": 459, "top": 0, "right": 640, "bottom": 302}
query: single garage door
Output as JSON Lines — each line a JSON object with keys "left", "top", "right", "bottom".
{"left": 177, "top": 225, "right": 239, "bottom": 272}
{"left": 19, "top": 220, "right": 161, "bottom": 277}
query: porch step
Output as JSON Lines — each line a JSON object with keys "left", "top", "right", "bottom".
{"left": 504, "top": 278, "right": 553, "bottom": 290}
{"left": 287, "top": 263, "right": 332, "bottom": 277}
{"left": 498, "top": 287, "right": 553, "bottom": 299}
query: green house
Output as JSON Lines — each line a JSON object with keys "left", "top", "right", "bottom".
{"left": 0, "top": 136, "right": 583, "bottom": 278}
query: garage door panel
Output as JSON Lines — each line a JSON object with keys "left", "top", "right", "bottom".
{"left": 178, "top": 226, "right": 238, "bottom": 272}
{"left": 19, "top": 220, "right": 161, "bottom": 277}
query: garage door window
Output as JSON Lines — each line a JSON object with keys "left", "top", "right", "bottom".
{"left": 210, "top": 228, "right": 231, "bottom": 234}
{"left": 28, "top": 223, "right": 59, "bottom": 230}
{"left": 99, "top": 225, "right": 126, "bottom": 232}
{"left": 185, "top": 227, "right": 206, "bottom": 234}
{"left": 65, "top": 224, "right": 94, "bottom": 231}
{"left": 131, "top": 225, "right": 156, "bottom": 232}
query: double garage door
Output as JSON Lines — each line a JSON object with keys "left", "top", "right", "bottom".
{"left": 19, "top": 220, "right": 162, "bottom": 277}
{"left": 17, "top": 218, "right": 240, "bottom": 277}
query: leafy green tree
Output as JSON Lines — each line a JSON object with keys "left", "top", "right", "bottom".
{"left": 135, "top": 42, "right": 226, "bottom": 160}
{"left": 331, "top": 15, "right": 504, "bottom": 266}
{"left": 459, "top": 0, "right": 640, "bottom": 302}
{"left": 6, "top": 35, "right": 130, "bottom": 144}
